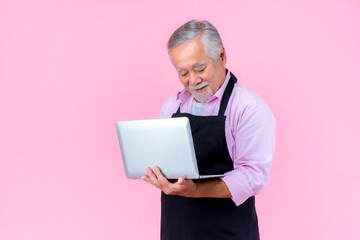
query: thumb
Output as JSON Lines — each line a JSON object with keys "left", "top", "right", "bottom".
{"left": 178, "top": 177, "right": 185, "bottom": 184}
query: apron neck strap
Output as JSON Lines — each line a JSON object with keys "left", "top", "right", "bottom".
{"left": 218, "top": 72, "right": 237, "bottom": 116}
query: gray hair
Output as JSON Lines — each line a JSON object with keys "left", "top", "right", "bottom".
{"left": 167, "top": 20, "right": 224, "bottom": 63}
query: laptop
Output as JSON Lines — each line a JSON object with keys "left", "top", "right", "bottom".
{"left": 115, "top": 117, "right": 225, "bottom": 179}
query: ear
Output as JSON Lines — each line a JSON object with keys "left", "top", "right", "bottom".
{"left": 220, "top": 48, "right": 226, "bottom": 64}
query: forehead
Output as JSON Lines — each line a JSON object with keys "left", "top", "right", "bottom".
{"left": 170, "top": 39, "right": 211, "bottom": 69}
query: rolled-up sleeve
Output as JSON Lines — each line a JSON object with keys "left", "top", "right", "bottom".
{"left": 221, "top": 98, "right": 276, "bottom": 206}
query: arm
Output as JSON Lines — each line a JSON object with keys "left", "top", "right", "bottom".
{"left": 142, "top": 166, "right": 231, "bottom": 198}
{"left": 221, "top": 98, "right": 276, "bottom": 205}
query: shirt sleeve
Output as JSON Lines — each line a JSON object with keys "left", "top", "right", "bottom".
{"left": 158, "top": 94, "right": 180, "bottom": 119}
{"left": 221, "top": 99, "right": 276, "bottom": 206}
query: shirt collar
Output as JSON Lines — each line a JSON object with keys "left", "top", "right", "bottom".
{"left": 176, "top": 70, "right": 231, "bottom": 104}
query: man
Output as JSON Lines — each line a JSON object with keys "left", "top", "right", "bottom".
{"left": 142, "top": 20, "right": 276, "bottom": 240}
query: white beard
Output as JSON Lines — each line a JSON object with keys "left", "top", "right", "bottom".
{"left": 190, "top": 84, "right": 214, "bottom": 103}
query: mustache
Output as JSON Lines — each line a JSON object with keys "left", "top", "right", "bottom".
{"left": 189, "top": 82, "right": 209, "bottom": 90}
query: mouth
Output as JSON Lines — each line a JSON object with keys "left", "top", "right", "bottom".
{"left": 194, "top": 85, "right": 207, "bottom": 91}
{"left": 190, "top": 82, "right": 209, "bottom": 92}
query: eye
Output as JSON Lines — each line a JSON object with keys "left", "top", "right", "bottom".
{"left": 181, "top": 72, "right": 189, "bottom": 77}
{"left": 196, "top": 67, "right": 206, "bottom": 73}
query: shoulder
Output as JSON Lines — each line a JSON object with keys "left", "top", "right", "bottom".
{"left": 158, "top": 93, "right": 181, "bottom": 119}
{"left": 227, "top": 83, "right": 276, "bottom": 130}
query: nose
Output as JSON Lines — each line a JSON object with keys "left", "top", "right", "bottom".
{"left": 189, "top": 72, "right": 201, "bottom": 86}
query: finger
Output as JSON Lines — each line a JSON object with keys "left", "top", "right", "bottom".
{"left": 177, "top": 177, "right": 185, "bottom": 184}
{"left": 154, "top": 166, "right": 168, "bottom": 183}
{"left": 141, "top": 175, "right": 150, "bottom": 182}
{"left": 145, "top": 167, "right": 153, "bottom": 175}
{"left": 154, "top": 166, "right": 173, "bottom": 192}
{"left": 143, "top": 168, "right": 163, "bottom": 189}
{"left": 175, "top": 177, "right": 193, "bottom": 190}
{"left": 175, "top": 177, "right": 190, "bottom": 189}
{"left": 145, "top": 167, "right": 157, "bottom": 180}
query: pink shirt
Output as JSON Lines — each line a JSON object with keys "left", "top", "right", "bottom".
{"left": 158, "top": 71, "right": 276, "bottom": 206}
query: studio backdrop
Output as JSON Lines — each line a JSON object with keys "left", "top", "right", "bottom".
{"left": 1, "top": 0, "right": 359, "bottom": 239}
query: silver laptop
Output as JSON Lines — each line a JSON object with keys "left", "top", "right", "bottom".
{"left": 116, "top": 117, "right": 225, "bottom": 179}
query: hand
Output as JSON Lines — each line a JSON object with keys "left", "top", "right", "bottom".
{"left": 142, "top": 166, "right": 197, "bottom": 197}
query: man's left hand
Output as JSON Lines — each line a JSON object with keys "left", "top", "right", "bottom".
{"left": 142, "top": 166, "right": 197, "bottom": 197}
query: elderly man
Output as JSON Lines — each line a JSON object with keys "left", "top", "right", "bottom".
{"left": 142, "top": 20, "right": 276, "bottom": 240}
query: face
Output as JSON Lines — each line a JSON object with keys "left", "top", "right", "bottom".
{"left": 170, "top": 38, "right": 227, "bottom": 103}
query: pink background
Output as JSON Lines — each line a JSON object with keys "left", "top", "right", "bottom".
{"left": 1, "top": 0, "right": 359, "bottom": 239}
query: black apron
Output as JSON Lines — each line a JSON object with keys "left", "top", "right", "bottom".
{"left": 161, "top": 73, "right": 260, "bottom": 240}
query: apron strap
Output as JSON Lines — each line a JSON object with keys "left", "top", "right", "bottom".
{"left": 175, "top": 104, "right": 181, "bottom": 114}
{"left": 218, "top": 72, "right": 237, "bottom": 116}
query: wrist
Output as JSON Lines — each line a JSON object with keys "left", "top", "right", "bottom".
{"left": 187, "top": 181, "right": 198, "bottom": 198}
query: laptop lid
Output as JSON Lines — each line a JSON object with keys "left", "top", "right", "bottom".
{"left": 116, "top": 117, "right": 202, "bottom": 179}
